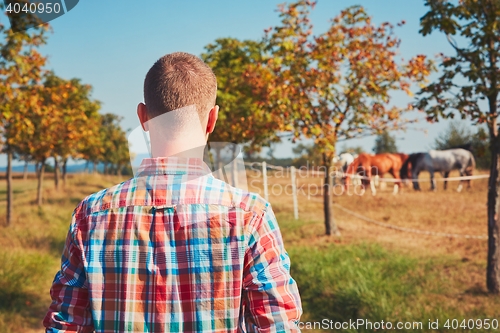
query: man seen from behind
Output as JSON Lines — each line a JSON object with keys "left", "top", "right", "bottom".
{"left": 43, "top": 52, "right": 302, "bottom": 333}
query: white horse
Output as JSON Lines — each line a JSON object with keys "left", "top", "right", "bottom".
{"left": 401, "top": 148, "right": 475, "bottom": 192}
{"left": 333, "top": 153, "right": 355, "bottom": 171}
{"left": 333, "top": 153, "right": 360, "bottom": 185}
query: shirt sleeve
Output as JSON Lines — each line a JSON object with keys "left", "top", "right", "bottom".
{"left": 242, "top": 204, "right": 302, "bottom": 333}
{"left": 43, "top": 221, "right": 94, "bottom": 333}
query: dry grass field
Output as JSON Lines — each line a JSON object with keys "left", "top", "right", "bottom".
{"left": 0, "top": 169, "right": 499, "bottom": 332}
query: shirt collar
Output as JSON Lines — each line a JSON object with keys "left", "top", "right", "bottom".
{"left": 136, "top": 157, "right": 213, "bottom": 177}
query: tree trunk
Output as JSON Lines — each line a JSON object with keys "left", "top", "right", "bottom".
{"left": 84, "top": 160, "right": 89, "bottom": 173}
{"left": 23, "top": 160, "right": 28, "bottom": 180}
{"left": 37, "top": 160, "right": 45, "bottom": 206}
{"left": 35, "top": 162, "right": 40, "bottom": 178}
{"left": 53, "top": 157, "right": 59, "bottom": 190}
{"left": 487, "top": 133, "right": 500, "bottom": 293}
{"left": 486, "top": 90, "right": 500, "bottom": 294}
{"left": 322, "top": 153, "right": 340, "bottom": 236}
{"left": 62, "top": 158, "right": 67, "bottom": 186}
{"left": 6, "top": 150, "right": 13, "bottom": 226}
{"left": 93, "top": 162, "right": 97, "bottom": 174}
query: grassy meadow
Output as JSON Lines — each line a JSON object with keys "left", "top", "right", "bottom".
{"left": 0, "top": 170, "right": 499, "bottom": 332}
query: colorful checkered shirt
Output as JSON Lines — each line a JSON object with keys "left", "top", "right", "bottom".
{"left": 44, "top": 157, "right": 302, "bottom": 333}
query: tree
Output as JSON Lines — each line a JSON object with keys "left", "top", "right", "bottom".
{"left": 98, "top": 113, "right": 131, "bottom": 176}
{"left": 17, "top": 83, "right": 61, "bottom": 206}
{"left": 79, "top": 114, "right": 104, "bottom": 174}
{"left": 473, "top": 127, "right": 492, "bottom": 170}
{"left": 202, "top": 38, "right": 288, "bottom": 184}
{"left": 416, "top": 0, "right": 500, "bottom": 293}
{"left": 201, "top": 38, "right": 286, "bottom": 180}
{"left": 262, "top": 1, "right": 434, "bottom": 235}
{"left": 10, "top": 73, "right": 99, "bottom": 204}
{"left": 41, "top": 73, "right": 101, "bottom": 187}
{"left": 0, "top": 3, "right": 49, "bottom": 221}
{"left": 434, "top": 121, "right": 473, "bottom": 150}
{"left": 373, "top": 131, "right": 398, "bottom": 154}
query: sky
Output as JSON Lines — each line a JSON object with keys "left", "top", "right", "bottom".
{"left": 1, "top": 0, "right": 479, "bottom": 162}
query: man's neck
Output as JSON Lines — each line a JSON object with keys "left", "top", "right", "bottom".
{"left": 151, "top": 133, "right": 207, "bottom": 159}
{"left": 150, "top": 138, "right": 206, "bottom": 160}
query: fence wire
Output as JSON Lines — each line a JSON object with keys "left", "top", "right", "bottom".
{"left": 333, "top": 203, "right": 488, "bottom": 240}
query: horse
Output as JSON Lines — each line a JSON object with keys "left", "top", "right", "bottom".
{"left": 333, "top": 153, "right": 361, "bottom": 186}
{"left": 344, "top": 153, "right": 409, "bottom": 195}
{"left": 400, "top": 148, "right": 475, "bottom": 192}
{"left": 332, "top": 153, "right": 356, "bottom": 172}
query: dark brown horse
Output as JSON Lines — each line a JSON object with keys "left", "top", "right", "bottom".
{"left": 344, "top": 153, "right": 409, "bottom": 194}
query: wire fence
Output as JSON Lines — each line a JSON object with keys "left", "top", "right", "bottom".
{"left": 333, "top": 203, "right": 488, "bottom": 240}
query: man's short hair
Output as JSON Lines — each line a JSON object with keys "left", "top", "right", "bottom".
{"left": 144, "top": 52, "right": 217, "bottom": 119}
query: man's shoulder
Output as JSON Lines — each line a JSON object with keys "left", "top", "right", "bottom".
{"left": 216, "top": 178, "right": 270, "bottom": 215}
{"left": 72, "top": 177, "right": 133, "bottom": 218}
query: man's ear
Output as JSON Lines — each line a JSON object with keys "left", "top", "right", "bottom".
{"left": 137, "top": 103, "right": 149, "bottom": 131}
{"left": 206, "top": 105, "right": 219, "bottom": 134}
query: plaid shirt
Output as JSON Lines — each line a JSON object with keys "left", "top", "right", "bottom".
{"left": 43, "top": 157, "right": 302, "bottom": 333}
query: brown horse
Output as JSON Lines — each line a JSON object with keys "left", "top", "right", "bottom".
{"left": 344, "top": 153, "right": 409, "bottom": 195}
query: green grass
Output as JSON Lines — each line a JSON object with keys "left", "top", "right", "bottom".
{"left": 0, "top": 249, "right": 56, "bottom": 332}
{"left": 289, "top": 243, "right": 500, "bottom": 332}
{"left": 289, "top": 243, "right": 460, "bottom": 332}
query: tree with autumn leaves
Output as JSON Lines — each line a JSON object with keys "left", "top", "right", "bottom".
{"left": 0, "top": 4, "right": 48, "bottom": 223}
{"left": 42, "top": 74, "right": 101, "bottom": 188}
{"left": 201, "top": 37, "right": 286, "bottom": 180}
{"left": 202, "top": 39, "right": 276, "bottom": 150}
{"left": 97, "top": 113, "right": 132, "bottom": 176}
{"left": 415, "top": 0, "right": 500, "bottom": 294}
{"left": 201, "top": 38, "right": 289, "bottom": 183}
{"left": 200, "top": 2, "right": 433, "bottom": 236}
{"left": 257, "top": 1, "right": 433, "bottom": 235}
{"left": 14, "top": 74, "right": 104, "bottom": 205}
{"left": 12, "top": 78, "right": 132, "bottom": 207}
{"left": 0, "top": 7, "right": 131, "bottom": 222}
